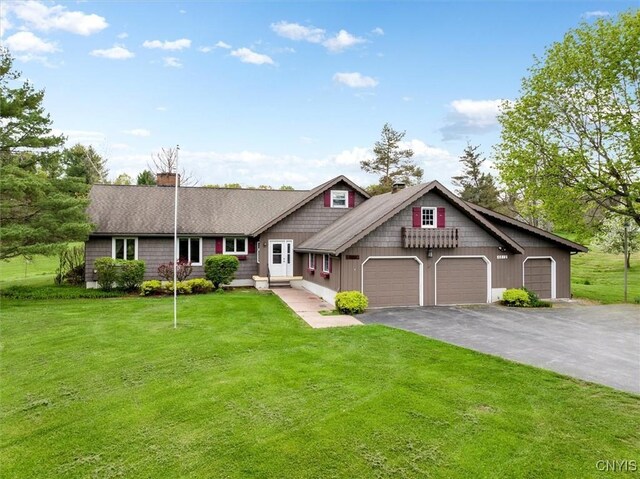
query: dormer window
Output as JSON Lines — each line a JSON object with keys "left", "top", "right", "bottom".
{"left": 421, "top": 207, "right": 437, "bottom": 228}
{"left": 331, "top": 190, "right": 348, "bottom": 208}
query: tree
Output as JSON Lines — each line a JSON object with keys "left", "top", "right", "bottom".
{"left": 279, "top": 185, "right": 294, "bottom": 190}
{"left": 361, "top": 123, "right": 423, "bottom": 194}
{"left": 136, "top": 169, "right": 156, "bottom": 185}
{"left": 452, "top": 143, "right": 502, "bottom": 210}
{"left": 0, "top": 49, "right": 92, "bottom": 260}
{"left": 149, "top": 147, "right": 197, "bottom": 186}
{"left": 495, "top": 12, "right": 640, "bottom": 232}
{"left": 595, "top": 215, "right": 639, "bottom": 268}
{"left": 114, "top": 173, "right": 132, "bottom": 185}
{"left": 62, "top": 143, "right": 109, "bottom": 184}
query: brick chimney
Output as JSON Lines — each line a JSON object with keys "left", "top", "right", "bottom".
{"left": 392, "top": 182, "right": 406, "bottom": 194}
{"left": 156, "top": 172, "right": 180, "bottom": 187}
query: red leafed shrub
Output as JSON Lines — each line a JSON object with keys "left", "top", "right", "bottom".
{"left": 157, "top": 260, "right": 193, "bottom": 282}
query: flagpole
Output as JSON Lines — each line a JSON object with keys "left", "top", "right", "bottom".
{"left": 173, "top": 145, "right": 180, "bottom": 329}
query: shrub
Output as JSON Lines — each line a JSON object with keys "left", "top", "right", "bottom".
{"left": 523, "top": 288, "right": 552, "bottom": 308}
{"left": 502, "top": 288, "right": 530, "bottom": 307}
{"left": 186, "top": 278, "right": 214, "bottom": 294}
{"left": 204, "top": 255, "right": 239, "bottom": 289}
{"left": 116, "top": 260, "right": 146, "bottom": 291}
{"left": 95, "top": 257, "right": 118, "bottom": 291}
{"left": 165, "top": 281, "right": 192, "bottom": 295}
{"left": 157, "top": 260, "right": 193, "bottom": 282}
{"left": 55, "top": 245, "right": 85, "bottom": 285}
{"left": 335, "top": 291, "right": 368, "bottom": 314}
{"left": 1, "top": 285, "right": 124, "bottom": 300}
{"left": 140, "top": 280, "right": 164, "bottom": 296}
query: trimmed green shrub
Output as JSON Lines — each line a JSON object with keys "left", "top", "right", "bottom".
{"left": 524, "top": 288, "right": 552, "bottom": 308}
{"left": 186, "top": 278, "right": 214, "bottom": 294}
{"left": 335, "top": 291, "right": 368, "bottom": 314}
{"left": 140, "top": 280, "right": 164, "bottom": 296}
{"left": 116, "top": 260, "right": 146, "bottom": 291}
{"left": 165, "top": 281, "right": 192, "bottom": 295}
{"left": 204, "top": 255, "right": 240, "bottom": 289}
{"left": 95, "top": 257, "right": 118, "bottom": 291}
{"left": 1, "top": 285, "right": 124, "bottom": 300}
{"left": 502, "top": 288, "right": 530, "bottom": 307}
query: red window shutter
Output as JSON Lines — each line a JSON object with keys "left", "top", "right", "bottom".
{"left": 412, "top": 207, "right": 421, "bottom": 228}
{"left": 348, "top": 191, "right": 355, "bottom": 208}
{"left": 248, "top": 239, "right": 256, "bottom": 254}
{"left": 324, "top": 190, "right": 331, "bottom": 207}
{"left": 437, "top": 207, "right": 446, "bottom": 228}
{"left": 215, "top": 238, "right": 223, "bottom": 254}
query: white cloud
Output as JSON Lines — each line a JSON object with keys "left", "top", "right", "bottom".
{"left": 404, "top": 139, "right": 456, "bottom": 164}
{"left": 440, "top": 98, "right": 506, "bottom": 140}
{"left": 333, "top": 147, "right": 371, "bottom": 166}
{"left": 4, "top": 31, "right": 58, "bottom": 53}
{"left": 163, "top": 57, "right": 182, "bottom": 68}
{"left": 215, "top": 40, "right": 232, "bottom": 49}
{"left": 323, "top": 29, "right": 366, "bottom": 52}
{"left": 142, "top": 38, "right": 191, "bottom": 50}
{"left": 90, "top": 45, "right": 134, "bottom": 60}
{"left": 371, "top": 27, "right": 384, "bottom": 36}
{"left": 0, "top": 9, "right": 12, "bottom": 37}
{"left": 116, "top": 32, "right": 128, "bottom": 39}
{"left": 8, "top": 1, "right": 108, "bottom": 35}
{"left": 231, "top": 47, "right": 274, "bottom": 65}
{"left": 402, "top": 96, "right": 413, "bottom": 102}
{"left": 156, "top": 106, "right": 167, "bottom": 111}
{"left": 583, "top": 11, "right": 610, "bottom": 18}
{"left": 179, "top": 9, "right": 186, "bottom": 14}
{"left": 270, "top": 21, "right": 325, "bottom": 43}
{"left": 52, "top": 128, "right": 105, "bottom": 145}
{"left": 123, "top": 128, "right": 151, "bottom": 137}
{"left": 333, "top": 72, "right": 378, "bottom": 88}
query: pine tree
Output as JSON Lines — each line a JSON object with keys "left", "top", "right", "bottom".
{"left": 136, "top": 169, "right": 156, "bottom": 185}
{"left": 0, "top": 49, "right": 92, "bottom": 260}
{"left": 361, "top": 123, "right": 423, "bottom": 194}
{"left": 63, "top": 144, "right": 109, "bottom": 184}
{"left": 452, "top": 143, "right": 502, "bottom": 211}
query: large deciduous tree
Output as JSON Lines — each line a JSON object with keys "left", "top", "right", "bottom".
{"left": 495, "top": 11, "right": 640, "bottom": 232}
{"left": 361, "top": 123, "right": 423, "bottom": 194}
{"left": 595, "top": 215, "right": 639, "bottom": 268}
{"left": 452, "top": 143, "right": 502, "bottom": 211}
{"left": 0, "top": 49, "right": 92, "bottom": 260}
{"left": 149, "top": 146, "right": 197, "bottom": 186}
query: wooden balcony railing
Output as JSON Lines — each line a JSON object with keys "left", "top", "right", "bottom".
{"left": 402, "top": 227, "right": 459, "bottom": 248}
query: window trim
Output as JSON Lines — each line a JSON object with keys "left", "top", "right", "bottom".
{"left": 112, "top": 237, "right": 138, "bottom": 260}
{"left": 330, "top": 190, "right": 348, "bottom": 208}
{"left": 177, "top": 237, "right": 203, "bottom": 266}
{"left": 421, "top": 207, "right": 437, "bottom": 229}
{"left": 322, "top": 254, "right": 330, "bottom": 273}
{"left": 223, "top": 237, "right": 248, "bottom": 255}
{"left": 308, "top": 253, "right": 316, "bottom": 270}
{"left": 256, "top": 241, "right": 260, "bottom": 264}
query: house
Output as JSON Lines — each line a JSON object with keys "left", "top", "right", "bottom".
{"left": 85, "top": 174, "right": 586, "bottom": 307}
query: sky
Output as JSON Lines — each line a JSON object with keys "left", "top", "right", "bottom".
{"left": 1, "top": 0, "right": 637, "bottom": 190}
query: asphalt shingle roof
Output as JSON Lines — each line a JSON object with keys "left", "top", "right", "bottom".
{"left": 88, "top": 185, "right": 308, "bottom": 236}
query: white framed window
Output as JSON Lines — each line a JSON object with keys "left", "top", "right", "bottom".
{"left": 177, "top": 237, "right": 202, "bottom": 265}
{"left": 112, "top": 237, "right": 138, "bottom": 260}
{"left": 331, "top": 190, "right": 348, "bottom": 208}
{"left": 421, "top": 207, "right": 437, "bottom": 229}
{"left": 308, "top": 253, "right": 316, "bottom": 270}
{"left": 256, "top": 241, "right": 260, "bottom": 263}
{"left": 322, "top": 254, "right": 331, "bottom": 273}
{"left": 224, "top": 237, "right": 248, "bottom": 255}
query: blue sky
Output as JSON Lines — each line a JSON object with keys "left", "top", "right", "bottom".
{"left": 1, "top": 1, "right": 637, "bottom": 189}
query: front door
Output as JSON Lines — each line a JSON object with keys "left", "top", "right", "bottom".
{"left": 268, "top": 240, "right": 293, "bottom": 277}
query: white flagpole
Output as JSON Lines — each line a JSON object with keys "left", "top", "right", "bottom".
{"left": 173, "top": 145, "right": 180, "bottom": 329}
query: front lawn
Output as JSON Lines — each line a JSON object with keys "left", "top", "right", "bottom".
{"left": 1, "top": 292, "right": 638, "bottom": 478}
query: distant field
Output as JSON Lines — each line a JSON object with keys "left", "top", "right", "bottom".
{"left": 0, "top": 254, "right": 58, "bottom": 288}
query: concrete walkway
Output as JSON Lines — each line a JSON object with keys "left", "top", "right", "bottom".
{"left": 271, "top": 287, "right": 362, "bottom": 329}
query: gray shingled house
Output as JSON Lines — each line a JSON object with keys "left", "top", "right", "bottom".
{"left": 86, "top": 174, "right": 586, "bottom": 307}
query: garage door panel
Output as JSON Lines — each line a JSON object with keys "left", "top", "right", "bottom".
{"left": 524, "top": 259, "right": 552, "bottom": 299}
{"left": 363, "top": 258, "right": 420, "bottom": 308}
{"left": 437, "top": 257, "right": 487, "bottom": 305}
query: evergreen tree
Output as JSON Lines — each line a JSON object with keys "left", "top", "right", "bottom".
{"left": 114, "top": 173, "right": 133, "bottom": 185}
{"left": 452, "top": 143, "right": 502, "bottom": 211}
{"left": 63, "top": 143, "right": 109, "bottom": 184}
{"left": 361, "top": 123, "right": 423, "bottom": 194}
{"left": 0, "top": 49, "right": 92, "bottom": 260}
{"left": 136, "top": 169, "right": 156, "bottom": 185}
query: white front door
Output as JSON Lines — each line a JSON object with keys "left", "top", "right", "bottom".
{"left": 268, "top": 240, "right": 293, "bottom": 277}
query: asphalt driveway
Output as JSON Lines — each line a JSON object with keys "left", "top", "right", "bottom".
{"left": 359, "top": 303, "right": 640, "bottom": 394}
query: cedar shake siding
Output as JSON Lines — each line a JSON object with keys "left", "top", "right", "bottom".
{"left": 85, "top": 236, "right": 258, "bottom": 282}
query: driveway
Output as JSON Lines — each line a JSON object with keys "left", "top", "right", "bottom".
{"left": 359, "top": 303, "right": 640, "bottom": 394}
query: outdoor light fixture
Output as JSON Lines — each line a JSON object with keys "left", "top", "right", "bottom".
{"left": 427, "top": 248, "right": 433, "bottom": 258}
{"left": 498, "top": 246, "right": 508, "bottom": 252}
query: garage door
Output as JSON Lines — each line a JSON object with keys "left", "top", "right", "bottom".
{"left": 524, "top": 258, "right": 552, "bottom": 299}
{"left": 436, "top": 257, "right": 488, "bottom": 305}
{"left": 363, "top": 258, "right": 421, "bottom": 307}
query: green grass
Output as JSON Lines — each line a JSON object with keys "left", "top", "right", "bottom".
{"left": 2, "top": 292, "right": 638, "bottom": 478}
{"left": 571, "top": 247, "right": 640, "bottom": 304}
{"left": 0, "top": 253, "right": 59, "bottom": 288}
